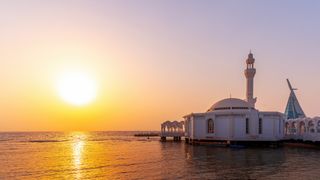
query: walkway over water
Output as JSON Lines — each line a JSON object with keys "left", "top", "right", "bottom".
{"left": 160, "top": 121, "right": 184, "bottom": 141}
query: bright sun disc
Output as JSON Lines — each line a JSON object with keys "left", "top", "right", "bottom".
{"left": 56, "top": 71, "right": 97, "bottom": 106}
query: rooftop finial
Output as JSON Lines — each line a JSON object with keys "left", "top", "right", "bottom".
{"left": 246, "top": 51, "right": 255, "bottom": 64}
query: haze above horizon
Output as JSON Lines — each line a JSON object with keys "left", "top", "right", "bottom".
{"left": 1, "top": 0, "right": 320, "bottom": 131}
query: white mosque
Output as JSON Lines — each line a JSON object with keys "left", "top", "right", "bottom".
{"left": 181, "top": 52, "right": 285, "bottom": 145}
{"left": 161, "top": 52, "right": 320, "bottom": 146}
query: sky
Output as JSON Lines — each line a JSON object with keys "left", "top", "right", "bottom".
{"left": 1, "top": 0, "right": 320, "bottom": 131}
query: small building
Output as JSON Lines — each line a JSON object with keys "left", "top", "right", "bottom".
{"left": 184, "top": 53, "right": 285, "bottom": 145}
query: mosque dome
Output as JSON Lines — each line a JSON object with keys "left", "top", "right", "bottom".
{"left": 208, "top": 98, "right": 250, "bottom": 112}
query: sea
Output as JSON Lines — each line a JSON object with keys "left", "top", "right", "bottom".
{"left": 1, "top": 131, "right": 320, "bottom": 179}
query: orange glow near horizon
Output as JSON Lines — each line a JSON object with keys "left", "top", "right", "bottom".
{"left": 1, "top": 1, "right": 320, "bottom": 131}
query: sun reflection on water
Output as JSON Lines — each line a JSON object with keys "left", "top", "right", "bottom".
{"left": 71, "top": 132, "right": 86, "bottom": 179}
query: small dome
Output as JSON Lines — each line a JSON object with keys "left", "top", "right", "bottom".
{"left": 208, "top": 98, "right": 250, "bottom": 111}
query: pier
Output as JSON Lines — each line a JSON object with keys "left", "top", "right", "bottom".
{"left": 160, "top": 121, "right": 184, "bottom": 141}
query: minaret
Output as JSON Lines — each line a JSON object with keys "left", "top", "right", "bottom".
{"left": 244, "top": 52, "right": 257, "bottom": 108}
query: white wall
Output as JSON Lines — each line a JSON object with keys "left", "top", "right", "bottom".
{"left": 233, "top": 115, "right": 246, "bottom": 139}
{"left": 185, "top": 111, "right": 284, "bottom": 141}
{"left": 193, "top": 116, "right": 206, "bottom": 139}
{"left": 259, "top": 114, "right": 284, "bottom": 140}
{"left": 216, "top": 115, "right": 231, "bottom": 138}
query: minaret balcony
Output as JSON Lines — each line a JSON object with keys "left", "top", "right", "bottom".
{"left": 244, "top": 69, "right": 256, "bottom": 78}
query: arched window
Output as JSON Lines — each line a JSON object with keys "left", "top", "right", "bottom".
{"left": 285, "top": 122, "right": 290, "bottom": 135}
{"left": 308, "top": 121, "right": 315, "bottom": 133}
{"left": 208, "top": 119, "right": 214, "bottom": 133}
{"left": 317, "top": 121, "right": 320, "bottom": 133}
{"left": 299, "top": 121, "right": 306, "bottom": 135}
{"left": 292, "top": 122, "right": 297, "bottom": 134}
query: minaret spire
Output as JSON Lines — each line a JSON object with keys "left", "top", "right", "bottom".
{"left": 244, "top": 51, "right": 257, "bottom": 108}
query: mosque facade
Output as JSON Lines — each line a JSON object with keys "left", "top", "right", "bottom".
{"left": 183, "top": 53, "right": 285, "bottom": 144}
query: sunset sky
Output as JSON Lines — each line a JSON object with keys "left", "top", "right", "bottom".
{"left": 1, "top": 1, "right": 320, "bottom": 131}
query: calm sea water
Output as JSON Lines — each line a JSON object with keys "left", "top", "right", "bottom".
{"left": 1, "top": 132, "right": 320, "bottom": 179}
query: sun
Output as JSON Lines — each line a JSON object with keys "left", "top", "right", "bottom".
{"left": 56, "top": 71, "right": 97, "bottom": 106}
